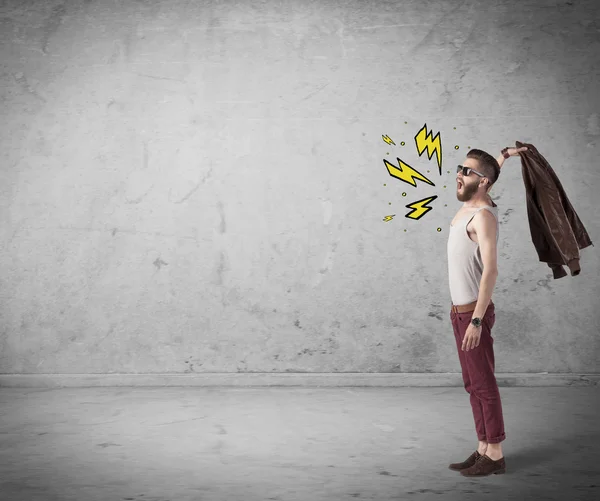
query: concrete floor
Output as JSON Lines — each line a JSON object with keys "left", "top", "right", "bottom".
{"left": 1, "top": 386, "right": 599, "bottom": 501}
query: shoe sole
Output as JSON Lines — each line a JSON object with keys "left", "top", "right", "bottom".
{"left": 460, "top": 468, "right": 506, "bottom": 477}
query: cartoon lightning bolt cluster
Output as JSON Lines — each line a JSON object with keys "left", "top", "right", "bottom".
{"left": 382, "top": 124, "right": 442, "bottom": 221}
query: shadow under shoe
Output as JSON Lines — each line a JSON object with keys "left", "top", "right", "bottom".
{"left": 448, "top": 450, "right": 482, "bottom": 471}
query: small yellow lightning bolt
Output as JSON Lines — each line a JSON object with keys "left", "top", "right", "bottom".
{"left": 382, "top": 134, "right": 395, "bottom": 146}
{"left": 383, "top": 157, "right": 435, "bottom": 188}
{"left": 383, "top": 215, "right": 395, "bottom": 222}
{"left": 414, "top": 124, "right": 442, "bottom": 174}
{"left": 405, "top": 195, "right": 438, "bottom": 220}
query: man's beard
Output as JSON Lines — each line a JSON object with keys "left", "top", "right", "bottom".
{"left": 457, "top": 181, "right": 478, "bottom": 201}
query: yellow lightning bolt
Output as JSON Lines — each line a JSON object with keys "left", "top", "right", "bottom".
{"left": 414, "top": 123, "right": 442, "bottom": 175}
{"left": 383, "top": 215, "right": 395, "bottom": 222}
{"left": 382, "top": 134, "right": 395, "bottom": 145}
{"left": 405, "top": 195, "right": 438, "bottom": 220}
{"left": 383, "top": 157, "right": 435, "bottom": 187}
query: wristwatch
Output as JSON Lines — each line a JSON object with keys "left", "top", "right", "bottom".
{"left": 471, "top": 317, "right": 482, "bottom": 328}
{"left": 501, "top": 147, "right": 510, "bottom": 159}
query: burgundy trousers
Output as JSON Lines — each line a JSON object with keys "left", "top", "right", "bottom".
{"left": 450, "top": 302, "right": 506, "bottom": 444}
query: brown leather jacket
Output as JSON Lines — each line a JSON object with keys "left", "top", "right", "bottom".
{"left": 514, "top": 141, "right": 593, "bottom": 279}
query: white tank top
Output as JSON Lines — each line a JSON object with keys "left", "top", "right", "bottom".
{"left": 447, "top": 204, "right": 499, "bottom": 305}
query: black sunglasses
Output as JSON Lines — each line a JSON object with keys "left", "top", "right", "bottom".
{"left": 457, "top": 165, "right": 486, "bottom": 178}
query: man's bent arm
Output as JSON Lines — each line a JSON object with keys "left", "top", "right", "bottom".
{"left": 496, "top": 154, "right": 506, "bottom": 170}
{"left": 473, "top": 270, "right": 498, "bottom": 319}
{"left": 496, "top": 146, "right": 528, "bottom": 170}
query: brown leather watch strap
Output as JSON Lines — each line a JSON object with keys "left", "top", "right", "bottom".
{"left": 501, "top": 147, "right": 510, "bottom": 159}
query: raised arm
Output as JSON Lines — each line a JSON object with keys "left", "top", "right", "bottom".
{"left": 497, "top": 146, "right": 529, "bottom": 170}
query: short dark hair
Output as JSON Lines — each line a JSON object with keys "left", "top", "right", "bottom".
{"left": 466, "top": 149, "right": 500, "bottom": 187}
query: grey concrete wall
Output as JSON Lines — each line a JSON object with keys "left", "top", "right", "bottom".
{"left": 1, "top": 0, "right": 599, "bottom": 376}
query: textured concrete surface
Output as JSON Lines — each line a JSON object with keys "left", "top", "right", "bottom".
{"left": 1, "top": 387, "right": 599, "bottom": 501}
{"left": 1, "top": 372, "right": 600, "bottom": 388}
{"left": 1, "top": 0, "right": 600, "bottom": 376}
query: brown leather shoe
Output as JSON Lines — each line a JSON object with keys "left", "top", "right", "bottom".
{"left": 460, "top": 454, "right": 506, "bottom": 477}
{"left": 448, "top": 451, "right": 481, "bottom": 471}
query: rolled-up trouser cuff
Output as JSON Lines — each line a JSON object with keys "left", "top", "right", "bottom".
{"left": 486, "top": 433, "right": 506, "bottom": 444}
